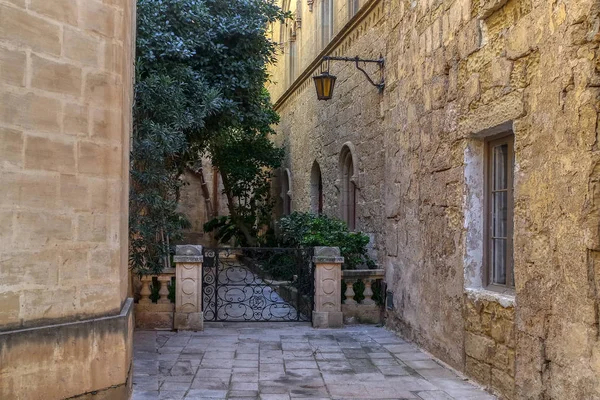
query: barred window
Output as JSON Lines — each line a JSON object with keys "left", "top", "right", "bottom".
{"left": 485, "top": 134, "right": 514, "bottom": 288}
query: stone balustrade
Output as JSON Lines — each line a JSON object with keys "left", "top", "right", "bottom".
{"left": 134, "top": 245, "right": 205, "bottom": 331}
{"left": 135, "top": 268, "right": 176, "bottom": 329}
{"left": 342, "top": 269, "right": 385, "bottom": 324}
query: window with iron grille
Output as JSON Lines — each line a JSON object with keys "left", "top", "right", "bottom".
{"left": 485, "top": 134, "right": 515, "bottom": 288}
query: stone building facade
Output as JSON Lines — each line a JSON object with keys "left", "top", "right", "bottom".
{"left": 268, "top": 0, "right": 600, "bottom": 398}
{"left": 177, "top": 165, "right": 229, "bottom": 246}
{"left": 0, "top": 0, "right": 135, "bottom": 398}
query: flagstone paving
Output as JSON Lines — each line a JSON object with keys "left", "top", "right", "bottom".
{"left": 133, "top": 323, "right": 496, "bottom": 400}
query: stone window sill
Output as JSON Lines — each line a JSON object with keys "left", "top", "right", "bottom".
{"left": 464, "top": 286, "right": 515, "bottom": 308}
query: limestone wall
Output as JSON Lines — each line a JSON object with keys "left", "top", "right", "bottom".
{"left": 177, "top": 167, "right": 228, "bottom": 246}
{"left": 464, "top": 293, "right": 515, "bottom": 397}
{"left": 0, "top": 0, "right": 134, "bottom": 329}
{"left": 269, "top": 0, "right": 600, "bottom": 398}
{"left": 267, "top": 0, "right": 369, "bottom": 101}
{"left": 0, "top": 0, "right": 135, "bottom": 398}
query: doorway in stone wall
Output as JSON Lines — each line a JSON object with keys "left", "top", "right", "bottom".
{"left": 201, "top": 247, "right": 314, "bottom": 322}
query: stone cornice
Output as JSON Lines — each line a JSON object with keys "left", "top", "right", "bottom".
{"left": 273, "top": 0, "right": 383, "bottom": 111}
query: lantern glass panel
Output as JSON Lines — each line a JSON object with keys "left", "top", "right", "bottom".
{"left": 313, "top": 73, "right": 336, "bottom": 100}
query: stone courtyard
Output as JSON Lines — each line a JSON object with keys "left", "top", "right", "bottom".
{"left": 132, "top": 323, "right": 495, "bottom": 400}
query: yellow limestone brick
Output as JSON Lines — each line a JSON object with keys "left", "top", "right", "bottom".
{"left": 84, "top": 71, "right": 123, "bottom": 106}
{"left": 20, "top": 286, "right": 78, "bottom": 321}
{"left": 30, "top": 0, "right": 78, "bottom": 26}
{"left": 0, "top": 249, "right": 59, "bottom": 287}
{"left": 0, "top": 170, "right": 59, "bottom": 209}
{"left": 0, "top": 127, "right": 23, "bottom": 167}
{"left": 104, "top": 41, "right": 124, "bottom": 74}
{"left": 78, "top": 141, "right": 122, "bottom": 178}
{"left": 63, "top": 27, "right": 101, "bottom": 67}
{"left": 25, "top": 135, "right": 76, "bottom": 173}
{"left": 0, "top": 46, "right": 26, "bottom": 87}
{"left": 492, "top": 368, "right": 515, "bottom": 399}
{"left": 89, "top": 178, "right": 119, "bottom": 211}
{"left": 491, "top": 58, "right": 512, "bottom": 87}
{"left": 0, "top": 91, "right": 61, "bottom": 133}
{"left": 77, "top": 213, "right": 108, "bottom": 242}
{"left": 92, "top": 108, "right": 122, "bottom": 142}
{"left": 0, "top": 211, "right": 14, "bottom": 252}
{"left": 0, "top": 4, "right": 61, "bottom": 56}
{"left": 89, "top": 248, "right": 119, "bottom": 280}
{"left": 466, "top": 356, "right": 491, "bottom": 387}
{"left": 84, "top": 0, "right": 116, "bottom": 37}
{"left": 465, "top": 331, "right": 495, "bottom": 361}
{"left": 63, "top": 103, "right": 89, "bottom": 136}
{"left": 59, "top": 174, "right": 89, "bottom": 210}
{"left": 14, "top": 211, "right": 73, "bottom": 247}
{"left": 0, "top": 292, "right": 20, "bottom": 326}
{"left": 4, "top": 0, "right": 25, "bottom": 7}
{"left": 58, "top": 249, "right": 89, "bottom": 284}
{"left": 31, "top": 54, "right": 83, "bottom": 96}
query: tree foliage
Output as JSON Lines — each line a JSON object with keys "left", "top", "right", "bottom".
{"left": 130, "top": 0, "right": 287, "bottom": 274}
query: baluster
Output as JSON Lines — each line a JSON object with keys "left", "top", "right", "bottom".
{"left": 139, "top": 276, "right": 152, "bottom": 304}
{"left": 157, "top": 275, "right": 171, "bottom": 304}
{"left": 344, "top": 279, "right": 357, "bottom": 305}
{"left": 362, "top": 278, "right": 375, "bottom": 305}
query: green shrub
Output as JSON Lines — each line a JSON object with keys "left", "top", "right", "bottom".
{"left": 275, "top": 212, "right": 376, "bottom": 270}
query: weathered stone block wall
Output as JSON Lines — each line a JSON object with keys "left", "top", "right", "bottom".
{"left": 0, "top": 0, "right": 135, "bottom": 398}
{"left": 176, "top": 167, "right": 228, "bottom": 246}
{"left": 464, "top": 293, "right": 515, "bottom": 398}
{"left": 0, "top": 299, "right": 134, "bottom": 400}
{"left": 0, "top": 0, "right": 134, "bottom": 328}
{"left": 269, "top": 0, "right": 600, "bottom": 398}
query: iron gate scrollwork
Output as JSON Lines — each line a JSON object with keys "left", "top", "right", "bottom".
{"left": 202, "top": 247, "right": 314, "bottom": 322}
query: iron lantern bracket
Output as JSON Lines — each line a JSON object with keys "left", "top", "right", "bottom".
{"left": 321, "top": 55, "right": 385, "bottom": 92}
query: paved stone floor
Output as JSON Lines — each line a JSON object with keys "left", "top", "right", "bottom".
{"left": 133, "top": 323, "right": 496, "bottom": 400}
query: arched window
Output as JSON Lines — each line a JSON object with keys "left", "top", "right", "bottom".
{"left": 321, "top": 0, "right": 334, "bottom": 48}
{"left": 348, "top": 0, "right": 359, "bottom": 18}
{"left": 281, "top": 168, "right": 292, "bottom": 215}
{"left": 310, "top": 161, "right": 323, "bottom": 215}
{"left": 340, "top": 143, "right": 357, "bottom": 230}
{"left": 287, "top": 28, "right": 297, "bottom": 86}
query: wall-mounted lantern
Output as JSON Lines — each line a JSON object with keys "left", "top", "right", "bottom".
{"left": 313, "top": 71, "right": 337, "bottom": 101}
{"left": 312, "top": 55, "right": 384, "bottom": 101}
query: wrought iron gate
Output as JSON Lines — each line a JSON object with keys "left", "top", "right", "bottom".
{"left": 202, "top": 248, "right": 314, "bottom": 322}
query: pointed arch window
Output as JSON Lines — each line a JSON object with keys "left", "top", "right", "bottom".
{"left": 281, "top": 169, "right": 292, "bottom": 215}
{"left": 340, "top": 144, "right": 357, "bottom": 230}
{"left": 288, "top": 29, "right": 297, "bottom": 86}
{"left": 321, "top": 0, "right": 334, "bottom": 48}
{"left": 310, "top": 161, "right": 323, "bottom": 215}
{"left": 348, "top": 0, "right": 359, "bottom": 18}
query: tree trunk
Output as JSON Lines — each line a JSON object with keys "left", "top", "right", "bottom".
{"left": 221, "top": 174, "right": 257, "bottom": 247}
{"left": 188, "top": 163, "right": 213, "bottom": 219}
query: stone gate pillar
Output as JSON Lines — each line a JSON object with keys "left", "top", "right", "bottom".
{"left": 173, "top": 245, "right": 204, "bottom": 331}
{"left": 312, "top": 247, "right": 344, "bottom": 328}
